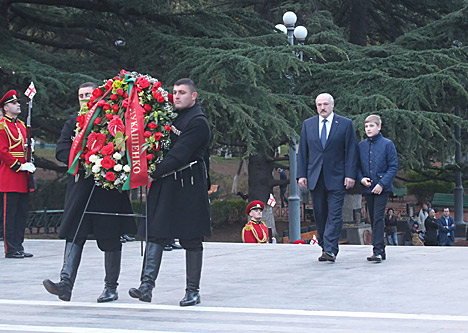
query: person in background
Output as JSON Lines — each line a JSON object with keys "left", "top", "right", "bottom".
{"left": 417, "top": 202, "right": 429, "bottom": 233}
{"left": 437, "top": 207, "right": 455, "bottom": 246}
{"left": 424, "top": 208, "right": 439, "bottom": 246}
{"left": 384, "top": 208, "right": 398, "bottom": 246}
{"left": 277, "top": 168, "right": 288, "bottom": 208}
{"left": 242, "top": 200, "right": 268, "bottom": 243}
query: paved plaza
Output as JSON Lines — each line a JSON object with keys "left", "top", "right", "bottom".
{"left": 0, "top": 239, "right": 467, "bottom": 332}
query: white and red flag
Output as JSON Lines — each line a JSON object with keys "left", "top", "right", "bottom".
{"left": 24, "top": 82, "right": 37, "bottom": 99}
{"left": 267, "top": 193, "right": 276, "bottom": 207}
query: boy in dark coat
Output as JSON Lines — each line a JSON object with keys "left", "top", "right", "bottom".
{"left": 358, "top": 115, "right": 398, "bottom": 262}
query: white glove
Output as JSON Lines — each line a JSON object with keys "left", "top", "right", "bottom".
{"left": 20, "top": 162, "right": 36, "bottom": 173}
{"left": 24, "top": 138, "right": 35, "bottom": 153}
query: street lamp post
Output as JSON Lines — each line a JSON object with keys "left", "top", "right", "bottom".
{"left": 276, "top": 11, "right": 308, "bottom": 243}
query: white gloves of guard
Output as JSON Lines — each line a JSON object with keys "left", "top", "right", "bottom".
{"left": 20, "top": 162, "right": 36, "bottom": 173}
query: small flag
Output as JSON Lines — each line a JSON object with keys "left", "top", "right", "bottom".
{"left": 24, "top": 82, "right": 37, "bottom": 99}
{"left": 267, "top": 193, "right": 276, "bottom": 207}
{"left": 311, "top": 234, "right": 318, "bottom": 245}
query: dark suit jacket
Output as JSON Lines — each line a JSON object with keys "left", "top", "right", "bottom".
{"left": 297, "top": 113, "right": 358, "bottom": 191}
{"left": 437, "top": 216, "right": 455, "bottom": 244}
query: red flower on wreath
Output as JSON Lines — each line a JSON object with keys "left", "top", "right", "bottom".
{"left": 164, "top": 124, "right": 171, "bottom": 131}
{"left": 108, "top": 116, "right": 125, "bottom": 137}
{"left": 110, "top": 94, "right": 118, "bottom": 101}
{"left": 152, "top": 81, "right": 161, "bottom": 90}
{"left": 154, "top": 132, "right": 163, "bottom": 141}
{"left": 167, "top": 93, "right": 173, "bottom": 104}
{"left": 116, "top": 88, "right": 123, "bottom": 96}
{"left": 94, "top": 117, "right": 102, "bottom": 125}
{"left": 105, "top": 171, "right": 116, "bottom": 182}
{"left": 105, "top": 113, "right": 113, "bottom": 120}
{"left": 144, "top": 131, "right": 152, "bottom": 138}
{"left": 92, "top": 88, "right": 103, "bottom": 97}
{"left": 146, "top": 154, "right": 153, "bottom": 160}
{"left": 85, "top": 151, "right": 94, "bottom": 165}
{"left": 101, "top": 142, "right": 114, "bottom": 156}
{"left": 112, "top": 104, "right": 119, "bottom": 112}
{"left": 97, "top": 99, "right": 106, "bottom": 107}
{"left": 101, "top": 156, "right": 116, "bottom": 169}
{"left": 148, "top": 122, "right": 157, "bottom": 130}
{"left": 122, "top": 99, "right": 129, "bottom": 109}
{"left": 76, "top": 115, "right": 85, "bottom": 127}
{"left": 139, "top": 78, "right": 150, "bottom": 89}
{"left": 87, "top": 132, "right": 106, "bottom": 153}
{"left": 144, "top": 104, "right": 151, "bottom": 112}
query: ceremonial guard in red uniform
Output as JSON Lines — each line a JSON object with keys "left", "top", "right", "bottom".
{"left": 0, "top": 90, "right": 36, "bottom": 258}
{"left": 242, "top": 200, "right": 269, "bottom": 243}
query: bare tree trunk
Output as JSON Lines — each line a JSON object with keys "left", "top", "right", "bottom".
{"left": 349, "top": 0, "right": 369, "bottom": 46}
{"left": 231, "top": 157, "right": 245, "bottom": 194}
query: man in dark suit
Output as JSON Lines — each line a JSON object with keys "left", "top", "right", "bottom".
{"left": 437, "top": 207, "right": 455, "bottom": 246}
{"left": 297, "top": 93, "right": 358, "bottom": 262}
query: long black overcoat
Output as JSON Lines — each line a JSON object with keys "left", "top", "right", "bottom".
{"left": 56, "top": 115, "right": 136, "bottom": 240}
{"left": 144, "top": 103, "right": 211, "bottom": 239}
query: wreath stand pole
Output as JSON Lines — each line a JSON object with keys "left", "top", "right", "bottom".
{"left": 67, "top": 183, "right": 147, "bottom": 258}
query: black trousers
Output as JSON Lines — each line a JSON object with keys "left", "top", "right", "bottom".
{"left": 365, "top": 192, "right": 390, "bottom": 255}
{"left": 3, "top": 192, "right": 28, "bottom": 254}
{"left": 311, "top": 173, "right": 346, "bottom": 255}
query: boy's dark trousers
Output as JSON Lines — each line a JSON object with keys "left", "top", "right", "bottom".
{"left": 365, "top": 192, "right": 390, "bottom": 256}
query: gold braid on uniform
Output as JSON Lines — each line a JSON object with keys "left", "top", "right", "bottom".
{"left": 245, "top": 219, "right": 268, "bottom": 243}
{"left": 3, "top": 122, "right": 25, "bottom": 151}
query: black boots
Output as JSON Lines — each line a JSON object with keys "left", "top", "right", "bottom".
{"left": 179, "top": 249, "right": 203, "bottom": 307}
{"left": 43, "top": 242, "right": 83, "bottom": 301}
{"left": 97, "top": 251, "right": 121, "bottom": 303}
{"left": 129, "top": 242, "right": 164, "bottom": 302}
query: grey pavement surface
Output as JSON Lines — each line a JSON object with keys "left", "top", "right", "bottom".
{"left": 0, "top": 239, "right": 467, "bottom": 332}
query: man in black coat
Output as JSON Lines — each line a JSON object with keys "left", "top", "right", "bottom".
{"left": 43, "top": 82, "right": 136, "bottom": 302}
{"left": 129, "top": 78, "right": 211, "bottom": 306}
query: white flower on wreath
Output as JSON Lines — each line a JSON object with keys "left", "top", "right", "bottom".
{"left": 114, "top": 164, "right": 123, "bottom": 172}
{"left": 123, "top": 165, "right": 131, "bottom": 173}
{"left": 113, "top": 152, "right": 122, "bottom": 160}
{"left": 89, "top": 154, "right": 98, "bottom": 163}
{"left": 92, "top": 165, "right": 101, "bottom": 173}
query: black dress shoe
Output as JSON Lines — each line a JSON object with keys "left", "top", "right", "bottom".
{"left": 318, "top": 252, "right": 328, "bottom": 262}
{"left": 164, "top": 245, "right": 173, "bottom": 251}
{"left": 367, "top": 254, "right": 382, "bottom": 262}
{"left": 5, "top": 251, "right": 24, "bottom": 259}
{"left": 20, "top": 251, "right": 33, "bottom": 258}
{"left": 120, "top": 236, "right": 127, "bottom": 243}
{"left": 122, "top": 234, "right": 135, "bottom": 242}
{"left": 322, "top": 252, "right": 336, "bottom": 262}
{"left": 170, "top": 243, "right": 183, "bottom": 250}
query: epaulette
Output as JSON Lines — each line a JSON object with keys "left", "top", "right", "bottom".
{"left": 18, "top": 119, "right": 25, "bottom": 126}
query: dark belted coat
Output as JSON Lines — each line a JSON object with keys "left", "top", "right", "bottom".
{"left": 144, "top": 103, "right": 211, "bottom": 239}
{"left": 56, "top": 115, "right": 136, "bottom": 240}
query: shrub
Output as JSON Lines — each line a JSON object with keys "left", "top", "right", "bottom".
{"left": 405, "top": 170, "right": 453, "bottom": 203}
{"left": 210, "top": 199, "right": 247, "bottom": 229}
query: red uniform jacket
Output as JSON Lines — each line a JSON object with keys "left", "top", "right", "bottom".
{"left": 0, "top": 115, "right": 28, "bottom": 193}
{"left": 242, "top": 219, "right": 269, "bottom": 243}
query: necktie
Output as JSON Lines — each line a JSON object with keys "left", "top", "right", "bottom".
{"left": 321, "top": 119, "right": 327, "bottom": 148}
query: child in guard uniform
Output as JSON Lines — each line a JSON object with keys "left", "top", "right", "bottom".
{"left": 242, "top": 200, "right": 269, "bottom": 243}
